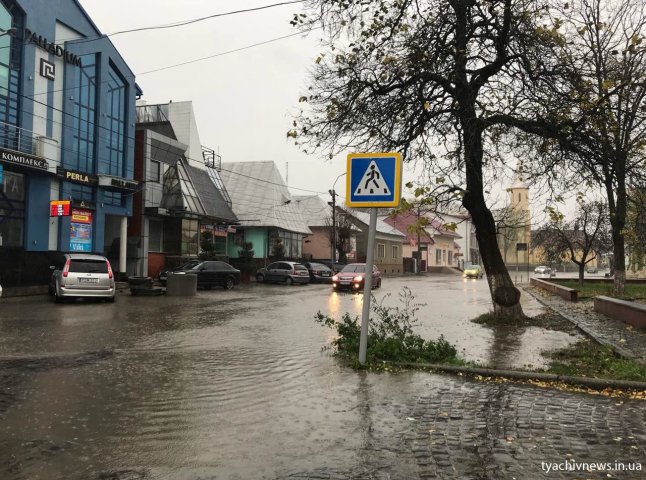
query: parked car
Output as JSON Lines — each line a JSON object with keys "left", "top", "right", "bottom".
{"left": 332, "top": 263, "right": 382, "bottom": 291}
{"left": 158, "top": 260, "right": 201, "bottom": 286}
{"left": 301, "top": 261, "right": 334, "bottom": 283}
{"left": 586, "top": 265, "right": 598, "bottom": 274}
{"left": 171, "top": 261, "right": 241, "bottom": 290}
{"left": 256, "top": 261, "right": 310, "bottom": 285}
{"left": 534, "top": 265, "right": 551, "bottom": 275}
{"left": 320, "top": 261, "right": 347, "bottom": 274}
{"left": 49, "top": 253, "right": 116, "bottom": 302}
{"left": 463, "top": 263, "right": 484, "bottom": 279}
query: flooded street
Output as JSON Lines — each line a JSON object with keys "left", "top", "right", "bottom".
{"left": 2, "top": 275, "right": 638, "bottom": 480}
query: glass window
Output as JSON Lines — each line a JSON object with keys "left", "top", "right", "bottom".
{"left": 70, "top": 184, "right": 94, "bottom": 202}
{"left": 181, "top": 218, "right": 198, "bottom": 255}
{"left": 377, "top": 243, "right": 385, "bottom": 258}
{"left": 0, "top": 170, "right": 25, "bottom": 247}
{"left": 391, "top": 245, "right": 399, "bottom": 259}
{"left": 436, "top": 249, "right": 442, "bottom": 264}
{"left": 70, "top": 54, "right": 97, "bottom": 172}
{"left": 0, "top": 3, "right": 22, "bottom": 141}
{"left": 149, "top": 219, "right": 162, "bottom": 252}
{"left": 101, "top": 64, "right": 127, "bottom": 177}
{"left": 448, "top": 251, "right": 453, "bottom": 265}
{"left": 148, "top": 160, "right": 160, "bottom": 183}
{"left": 103, "top": 191, "right": 122, "bottom": 207}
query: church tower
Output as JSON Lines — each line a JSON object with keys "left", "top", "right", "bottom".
{"left": 499, "top": 168, "right": 531, "bottom": 265}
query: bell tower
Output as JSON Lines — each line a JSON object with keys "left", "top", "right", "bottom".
{"left": 500, "top": 166, "right": 532, "bottom": 266}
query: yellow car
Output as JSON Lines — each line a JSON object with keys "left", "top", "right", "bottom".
{"left": 463, "top": 264, "right": 484, "bottom": 279}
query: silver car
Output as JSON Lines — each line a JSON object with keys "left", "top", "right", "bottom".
{"left": 255, "top": 261, "right": 310, "bottom": 285}
{"left": 49, "top": 254, "right": 116, "bottom": 302}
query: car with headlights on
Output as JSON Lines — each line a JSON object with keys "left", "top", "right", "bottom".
{"left": 463, "top": 263, "right": 484, "bottom": 279}
{"left": 49, "top": 253, "right": 116, "bottom": 302}
{"left": 332, "top": 263, "right": 381, "bottom": 291}
{"left": 158, "top": 259, "right": 201, "bottom": 286}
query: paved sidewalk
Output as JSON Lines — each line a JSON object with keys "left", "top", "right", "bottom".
{"left": 523, "top": 286, "right": 646, "bottom": 363}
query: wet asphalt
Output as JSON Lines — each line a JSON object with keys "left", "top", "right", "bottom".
{"left": 0, "top": 274, "right": 643, "bottom": 479}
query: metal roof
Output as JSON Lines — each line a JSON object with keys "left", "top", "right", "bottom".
{"left": 220, "top": 162, "right": 311, "bottom": 234}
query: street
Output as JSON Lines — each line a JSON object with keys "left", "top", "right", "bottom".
{"left": 0, "top": 275, "right": 644, "bottom": 479}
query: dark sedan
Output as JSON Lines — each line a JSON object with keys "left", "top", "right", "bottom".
{"left": 332, "top": 263, "right": 382, "bottom": 291}
{"left": 166, "top": 261, "right": 240, "bottom": 290}
{"left": 158, "top": 260, "right": 201, "bottom": 286}
{"left": 302, "top": 261, "right": 334, "bottom": 283}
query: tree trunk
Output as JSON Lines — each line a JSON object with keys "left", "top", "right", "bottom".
{"left": 578, "top": 264, "right": 585, "bottom": 287}
{"left": 460, "top": 118, "right": 524, "bottom": 319}
{"left": 605, "top": 170, "right": 627, "bottom": 295}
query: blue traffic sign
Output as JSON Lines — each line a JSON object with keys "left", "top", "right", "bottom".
{"left": 346, "top": 152, "right": 402, "bottom": 207}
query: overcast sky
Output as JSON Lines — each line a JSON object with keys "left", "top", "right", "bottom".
{"left": 78, "top": 0, "right": 579, "bottom": 221}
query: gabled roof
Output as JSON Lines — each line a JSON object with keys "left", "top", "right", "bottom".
{"left": 343, "top": 210, "right": 405, "bottom": 240}
{"left": 293, "top": 195, "right": 331, "bottom": 227}
{"left": 220, "top": 161, "right": 311, "bottom": 234}
{"left": 425, "top": 217, "right": 463, "bottom": 238}
{"left": 382, "top": 213, "right": 435, "bottom": 244}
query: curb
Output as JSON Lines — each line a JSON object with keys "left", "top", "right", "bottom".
{"left": 388, "top": 361, "right": 646, "bottom": 391}
{"left": 522, "top": 286, "right": 639, "bottom": 360}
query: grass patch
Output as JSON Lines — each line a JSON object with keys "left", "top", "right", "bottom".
{"left": 546, "top": 338, "right": 646, "bottom": 382}
{"left": 551, "top": 280, "right": 646, "bottom": 300}
{"left": 315, "top": 287, "right": 466, "bottom": 369}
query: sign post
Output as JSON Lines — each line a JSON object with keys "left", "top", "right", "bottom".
{"left": 346, "top": 152, "right": 402, "bottom": 364}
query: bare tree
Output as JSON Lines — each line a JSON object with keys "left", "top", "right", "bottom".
{"left": 533, "top": 200, "right": 612, "bottom": 286}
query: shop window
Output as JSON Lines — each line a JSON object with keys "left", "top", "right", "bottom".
{"left": 181, "top": 218, "right": 198, "bottom": 255}
{"left": 377, "top": 243, "right": 385, "bottom": 259}
{"left": 0, "top": 170, "right": 25, "bottom": 247}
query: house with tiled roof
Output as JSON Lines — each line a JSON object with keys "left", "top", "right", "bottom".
{"left": 382, "top": 212, "right": 435, "bottom": 272}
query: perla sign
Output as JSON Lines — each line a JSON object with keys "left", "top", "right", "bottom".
{"left": 23, "top": 28, "right": 82, "bottom": 67}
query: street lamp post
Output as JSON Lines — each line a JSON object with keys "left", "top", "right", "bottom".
{"left": 329, "top": 173, "right": 346, "bottom": 264}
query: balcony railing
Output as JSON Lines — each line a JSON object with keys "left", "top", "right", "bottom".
{"left": 0, "top": 120, "right": 59, "bottom": 163}
{"left": 135, "top": 103, "right": 171, "bottom": 124}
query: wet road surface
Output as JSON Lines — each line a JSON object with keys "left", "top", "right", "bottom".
{"left": 0, "top": 275, "right": 642, "bottom": 479}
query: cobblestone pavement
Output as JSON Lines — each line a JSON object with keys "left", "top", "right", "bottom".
{"left": 523, "top": 286, "right": 646, "bottom": 363}
{"left": 281, "top": 379, "right": 645, "bottom": 480}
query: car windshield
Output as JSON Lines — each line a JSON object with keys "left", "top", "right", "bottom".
{"left": 464, "top": 264, "right": 479, "bottom": 269}
{"left": 341, "top": 264, "right": 365, "bottom": 273}
{"left": 309, "top": 263, "right": 328, "bottom": 270}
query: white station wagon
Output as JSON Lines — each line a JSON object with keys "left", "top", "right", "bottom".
{"left": 49, "top": 253, "right": 116, "bottom": 302}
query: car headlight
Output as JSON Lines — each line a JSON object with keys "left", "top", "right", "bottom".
{"left": 332, "top": 275, "right": 338, "bottom": 282}
{"left": 353, "top": 275, "right": 364, "bottom": 282}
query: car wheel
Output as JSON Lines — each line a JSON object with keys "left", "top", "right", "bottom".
{"left": 286, "top": 277, "right": 294, "bottom": 285}
{"left": 224, "top": 277, "right": 235, "bottom": 290}
{"left": 54, "top": 283, "right": 63, "bottom": 303}
{"left": 256, "top": 274, "right": 265, "bottom": 283}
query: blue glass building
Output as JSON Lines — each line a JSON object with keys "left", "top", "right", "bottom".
{"left": 0, "top": 0, "right": 139, "bottom": 286}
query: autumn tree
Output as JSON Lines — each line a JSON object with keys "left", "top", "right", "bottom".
{"left": 291, "top": 0, "right": 565, "bottom": 318}
{"left": 533, "top": 200, "right": 612, "bottom": 286}
{"left": 502, "top": 0, "right": 646, "bottom": 294}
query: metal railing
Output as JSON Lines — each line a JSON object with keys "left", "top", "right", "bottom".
{"left": 135, "top": 103, "right": 171, "bottom": 124}
{"left": 0, "top": 120, "right": 59, "bottom": 161}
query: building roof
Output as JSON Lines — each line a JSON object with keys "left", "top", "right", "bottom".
{"left": 426, "top": 218, "right": 463, "bottom": 238}
{"left": 293, "top": 195, "right": 331, "bottom": 227}
{"left": 382, "top": 213, "right": 435, "bottom": 244}
{"left": 220, "top": 161, "right": 311, "bottom": 234}
{"left": 342, "top": 210, "right": 405, "bottom": 239}
{"left": 187, "top": 165, "right": 237, "bottom": 223}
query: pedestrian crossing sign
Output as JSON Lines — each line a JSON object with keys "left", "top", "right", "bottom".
{"left": 346, "top": 152, "right": 402, "bottom": 207}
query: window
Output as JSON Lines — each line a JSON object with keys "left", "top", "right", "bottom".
{"left": 436, "top": 249, "right": 442, "bottom": 265}
{"left": 377, "top": 243, "right": 385, "bottom": 258}
{"left": 71, "top": 184, "right": 94, "bottom": 203}
{"left": 103, "top": 191, "right": 122, "bottom": 207}
{"left": 148, "top": 160, "right": 160, "bottom": 183}
{"left": 391, "top": 245, "right": 399, "bottom": 259}
{"left": 102, "top": 64, "right": 127, "bottom": 177}
{"left": 448, "top": 251, "right": 453, "bottom": 265}
{"left": 0, "top": 2, "right": 22, "bottom": 134}
{"left": 181, "top": 218, "right": 198, "bottom": 255}
{"left": 0, "top": 170, "right": 25, "bottom": 247}
{"left": 442, "top": 250, "right": 447, "bottom": 264}
{"left": 149, "top": 220, "right": 162, "bottom": 252}
{"left": 70, "top": 54, "right": 97, "bottom": 172}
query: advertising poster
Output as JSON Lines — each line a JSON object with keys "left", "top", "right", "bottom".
{"left": 70, "top": 208, "right": 93, "bottom": 252}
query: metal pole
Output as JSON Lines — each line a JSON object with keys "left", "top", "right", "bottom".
{"left": 330, "top": 190, "right": 336, "bottom": 263}
{"left": 359, "top": 209, "right": 377, "bottom": 365}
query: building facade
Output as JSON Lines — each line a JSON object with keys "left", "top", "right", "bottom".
{"left": 497, "top": 175, "right": 532, "bottom": 268}
{"left": 0, "top": 0, "right": 139, "bottom": 286}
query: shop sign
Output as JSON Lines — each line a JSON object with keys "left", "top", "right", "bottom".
{"left": 70, "top": 209, "right": 93, "bottom": 252}
{"left": 50, "top": 200, "right": 71, "bottom": 217}
{"left": 57, "top": 167, "right": 98, "bottom": 186}
{"left": 0, "top": 148, "right": 49, "bottom": 170}
{"left": 98, "top": 175, "right": 138, "bottom": 192}
{"left": 71, "top": 199, "right": 96, "bottom": 210}
{"left": 23, "top": 28, "right": 82, "bottom": 67}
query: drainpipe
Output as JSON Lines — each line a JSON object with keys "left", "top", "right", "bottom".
{"left": 120, "top": 216, "right": 127, "bottom": 278}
